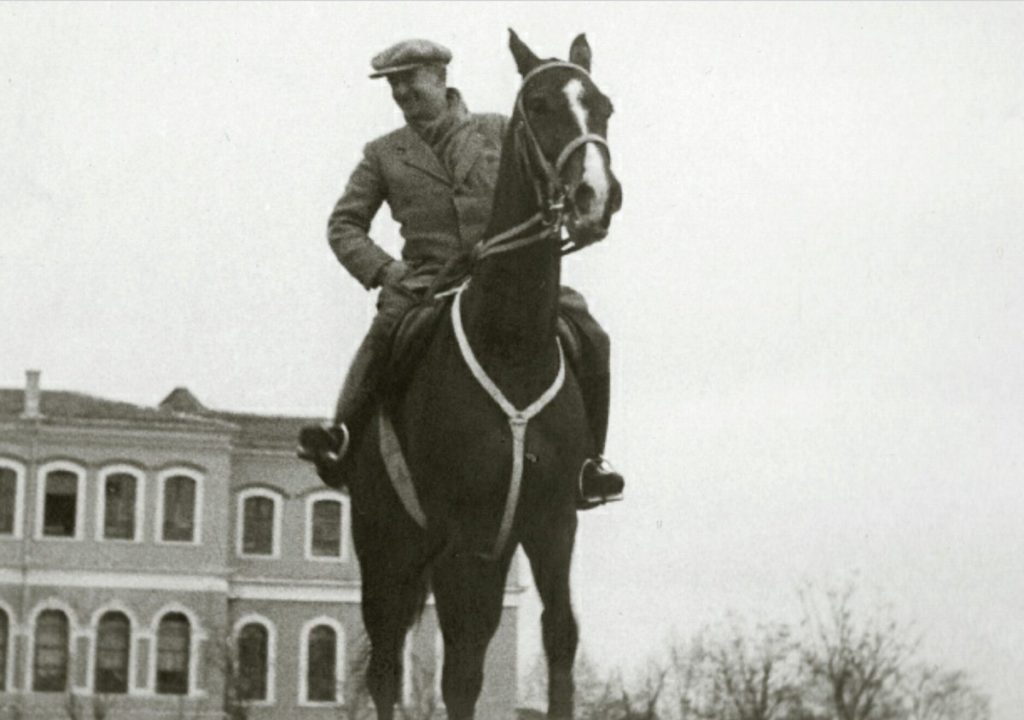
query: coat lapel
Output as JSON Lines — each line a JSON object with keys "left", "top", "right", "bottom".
{"left": 451, "top": 125, "right": 486, "bottom": 188}
{"left": 395, "top": 128, "right": 450, "bottom": 186}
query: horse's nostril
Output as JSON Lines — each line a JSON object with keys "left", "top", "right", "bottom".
{"left": 573, "top": 184, "right": 595, "bottom": 214}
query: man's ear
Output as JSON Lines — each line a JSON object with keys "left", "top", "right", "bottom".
{"left": 569, "top": 33, "right": 591, "bottom": 72}
{"left": 509, "top": 28, "right": 541, "bottom": 76}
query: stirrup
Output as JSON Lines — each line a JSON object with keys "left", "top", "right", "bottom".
{"left": 577, "top": 456, "right": 624, "bottom": 510}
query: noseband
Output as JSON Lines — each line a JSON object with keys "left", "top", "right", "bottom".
{"left": 475, "top": 61, "right": 611, "bottom": 260}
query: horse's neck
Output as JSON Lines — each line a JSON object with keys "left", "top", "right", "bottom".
{"left": 461, "top": 124, "right": 562, "bottom": 406}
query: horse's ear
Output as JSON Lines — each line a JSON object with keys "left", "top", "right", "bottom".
{"left": 569, "top": 33, "right": 591, "bottom": 72}
{"left": 509, "top": 28, "right": 541, "bottom": 76}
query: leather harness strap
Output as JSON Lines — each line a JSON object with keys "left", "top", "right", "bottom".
{"left": 450, "top": 284, "right": 566, "bottom": 560}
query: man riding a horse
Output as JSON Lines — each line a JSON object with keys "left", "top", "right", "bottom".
{"left": 299, "top": 37, "right": 624, "bottom": 509}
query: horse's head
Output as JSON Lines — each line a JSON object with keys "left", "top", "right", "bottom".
{"left": 509, "top": 30, "right": 622, "bottom": 247}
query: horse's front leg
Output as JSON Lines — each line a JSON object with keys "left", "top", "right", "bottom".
{"left": 522, "top": 510, "right": 579, "bottom": 720}
{"left": 432, "top": 552, "right": 512, "bottom": 720}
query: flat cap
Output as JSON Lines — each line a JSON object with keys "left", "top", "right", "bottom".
{"left": 370, "top": 39, "right": 452, "bottom": 79}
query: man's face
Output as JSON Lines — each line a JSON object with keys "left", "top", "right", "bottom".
{"left": 387, "top": 66, "right": 447, "bottom": 123}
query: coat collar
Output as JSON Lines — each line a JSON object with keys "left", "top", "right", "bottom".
{"left": 396, "top": 89, "right": 486, "bottom": 187}
{"left": 397, "top": 128, "right": 450, "bottom": 185}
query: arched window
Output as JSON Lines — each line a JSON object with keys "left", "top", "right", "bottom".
{"left": 306, "top": 625, "right": 337, "bottom": 702}
{"left": 0, "top": 465, "right": 19, "bottom": 537}
{"left": 239, "top": 492, "right": 278, "bottom": 557}
{"left": 95, "top": 611, "right": 131, "bottom": 693}
{"left": 236, "top": 623, "right": 268, "bottom": 701}
{"left": 156, "top": 613, "right": 190, "bottom": 695}
{"left": 161, "top": 475, "right": 197, "bottom": 543}
{"left": 33, "top": 610, "right": 69, "bottom": 692}
{"left": 102, "top": 473, "right": 138, "bottom": 540}
{"left": 0, "top": 608, "right": 8, "bottom": 692}
{"left": 42, "top": 470, "right": 79, "bottom": 538}
{"left": 309, "top": 498, "right": 343, "bottom": 559}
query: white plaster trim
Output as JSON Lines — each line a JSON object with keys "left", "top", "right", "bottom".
{"left": 235, "top": 488, "right": 283, "bottom": 559}
{"left": 0, "top": 568, "right": 228, "bottom": 593}
{"left": 24, "top": 598, "right": 79, "bottom": 693}
{"left": 232, "top": 614, "right": 277, "bottom": 706}
{"left": 95, "top": 464, "right": 146, "bottom": 543}
{"left": 35, "top": 460, "right": 88, "bottom": 541}
{"left": 230, "top": 582, "right": 361, "bottom": 604}
{"left": 303, "top": 490, "right": 351, "bottom": 563}
{"left": 0, "top": 457, "right": 26, "bottom": 540}
{"left": 297, "top": 616, "right": 346, "bottom": 706}
{"left": 155, "top": 468, "right": 204, "bottom": 546}
{"left": 87, "top": 602, "right": 141, "bottom": 695}
{"left": 148, "top": 603, "right": 208, "bottom": 699}
{"left": 0, "top": 598, "right": 15, "bottom": 692}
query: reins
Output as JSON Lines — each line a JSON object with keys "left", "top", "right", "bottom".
{"left": 473, "top": 61, "right": 610, "bottom": 262}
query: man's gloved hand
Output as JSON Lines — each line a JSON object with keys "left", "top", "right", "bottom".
{"left": 376, "top": 260, "right": 409, "bottom": 289}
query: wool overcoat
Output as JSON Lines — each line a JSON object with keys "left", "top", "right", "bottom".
{"left": 328, "top": 112, "right": 508, "bottom": 290}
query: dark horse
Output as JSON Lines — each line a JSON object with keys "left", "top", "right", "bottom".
{"left": 347, "top": 31, "right": 621, "bottom": 720}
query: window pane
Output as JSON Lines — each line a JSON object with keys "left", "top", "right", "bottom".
{"left": 0, "top": 468, "right": 15, "bottom": 535}
{"left": 242, "top": 497, "right": 274, "bottom": 555}
{"left": 0, "top": 610, "right": 7, "bottom": 692}
{"left": 156, "top": 613, "right": 190, "bottom": 695}
{"left": 237, "top": 623, "right": 268, "bottom": 701}
{"left": 43, "top": 470, "right": 77, "bottom": 537}
{"left": 312, "top": 500, "right": 341, "bottom": 558}
{"left": 104, "top": 474, "right": 137, "bottom": 540}
{"left": 163, "top": 477, "right": 196, "bottom": 542}
{"left": 307, "top": 626, "right": 336, "bottom": 702}
{"left": 33, "top": 610, "right": 69, "bottom": 692}
{"left": 95, "top": 612, "right": 130, "bottom": 693}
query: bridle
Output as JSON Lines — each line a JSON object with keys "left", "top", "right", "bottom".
{"left": 474, "top": 61, "right": 611, "bottom": 261}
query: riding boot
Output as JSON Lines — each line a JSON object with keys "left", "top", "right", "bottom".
{"left": 575, "top": 372, "right": 624, "bottom": 508}
{"left": 297, "top": 330, "right": 387, "bottom": 488}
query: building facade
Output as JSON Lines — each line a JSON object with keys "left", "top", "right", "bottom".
{"left": 0, "top": 372, "right": 519, "bottom": 719}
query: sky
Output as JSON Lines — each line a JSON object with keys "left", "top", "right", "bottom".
{"left": 2, "top": 2, "right": 1023, "bottom": 716}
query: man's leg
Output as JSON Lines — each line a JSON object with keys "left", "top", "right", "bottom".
{"left": 299, "top": 282, "right": 419, "bottom": 484}
{"left": 558, "top": 287, "right": 624, "bottom": 508}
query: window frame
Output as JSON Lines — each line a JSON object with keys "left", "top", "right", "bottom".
{"left": 304, "top": 490, "right": 350, "bottom": 563}
{"left": 236, "top": 488, "right": 283, "bottom": 559}
{"left": 92, "top": 610, "right": 133, "bottom": 695}
{"left": 35, "top": 461, "right": 87, "bottom": 542}
{"left": 155, "top": 468, "right": 204, "bottom": 546}
{"left": 297, "top": 616, "right": 345, "bottom": 707}
{"left": 88, "top": 603, "right": 139, "bottom": 696}
{"left": 147, "top": 604, "right": 205, "bottom": 699}
{"left": 232, "top": 614, "right": 277, "bottom": 706}
{"left": 95, "top": 465, "right": 146, "bottom": 543}
{"left": 30, "top": 606, "right": 72, "bottom": 693}
{"left": 0, "top": 458, "right": 26, "bottom": 540}
{"left": 0, "top": 600, "right": 14, "bottom": 693}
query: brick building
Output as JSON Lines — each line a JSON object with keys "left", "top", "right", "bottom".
{"left": 0, "top": 371, "right": 520, "bottom": 719}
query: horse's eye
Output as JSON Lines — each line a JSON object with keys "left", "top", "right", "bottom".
{"left": 525, "top": 97, "right": 549, "bottom": 114}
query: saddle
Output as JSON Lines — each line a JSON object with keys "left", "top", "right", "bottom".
{"left": 381, "top": 290, "right": 585, "bottom": 399}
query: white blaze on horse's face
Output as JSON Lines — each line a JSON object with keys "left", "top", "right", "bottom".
{"left": 563, "top": 78, "right": 611, "bottom": 228}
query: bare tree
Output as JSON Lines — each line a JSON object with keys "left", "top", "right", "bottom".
{"left": 704, "top": 620, "right": 803, "bottom": 720}
{"left": 799, "top": 582, "right": 918, "bottom": 720}
{"left": 904, "top": 665, "right": 990, "bottom": 720}
{"left": 614, "top": 662, "right": 669, "bottom": 720}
